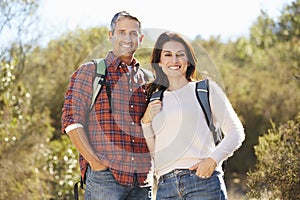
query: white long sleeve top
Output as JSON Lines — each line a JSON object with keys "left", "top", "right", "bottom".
{"left": 142, "top": 81, "right": 245, "bottom": 178}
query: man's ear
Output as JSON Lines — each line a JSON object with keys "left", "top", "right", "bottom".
{"left": 109, "top": 31, "right": 113, "bottom": 40}
{"left": 139, "top": 34, "right": 144, "bottom": 43}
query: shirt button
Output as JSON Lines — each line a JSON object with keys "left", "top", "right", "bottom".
{"left": 131, "top": 157, "right": 135, "bottom": 161}
{"left": 132, "top": 139, "right": 135, "bottom": 143}
{"left": 131, "top": 122, "right": 135, "bottom": 125}
{"left": 129, "top": 88, "right": 133, "bottom": 92}
{"left": 130, "top": 105, "right": 134, "bottom": 108}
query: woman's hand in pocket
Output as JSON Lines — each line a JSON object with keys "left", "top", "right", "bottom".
{"left": 189, "top": 157, "right": 217, "bottom": 178}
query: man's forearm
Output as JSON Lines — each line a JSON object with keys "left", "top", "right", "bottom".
{"left": 67, "top": 127, "right": 106, "bottom": 169}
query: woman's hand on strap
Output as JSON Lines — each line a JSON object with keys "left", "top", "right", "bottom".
{"left": 142, "top": 100, "right": 162, "bottom": 124}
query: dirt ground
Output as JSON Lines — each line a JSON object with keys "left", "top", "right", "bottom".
{"left": 226, "top": 172, "right": 248, "bottom": 200}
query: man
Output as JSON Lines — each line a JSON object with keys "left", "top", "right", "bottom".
{"left": 61, "top": 11, "right": 152, "bottom": 199}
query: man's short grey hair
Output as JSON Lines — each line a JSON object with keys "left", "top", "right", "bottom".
{"left": 110, "top": 11, "right": 142, "bottom": 34}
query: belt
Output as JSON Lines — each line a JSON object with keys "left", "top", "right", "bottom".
{"left": 158, "top": 169, "right": 196, "bottom": 183}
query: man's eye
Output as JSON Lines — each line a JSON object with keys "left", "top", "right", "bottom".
{"left": 130, "top": 32, "right": 138, "bottom": 37}
{"left": 116, "top": 31, "right": 125, "bottom": 36}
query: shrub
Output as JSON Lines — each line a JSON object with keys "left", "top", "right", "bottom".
{"left": 246, "top": 113, "right": 300, "bottom": 199}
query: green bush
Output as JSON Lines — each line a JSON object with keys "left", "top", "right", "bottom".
{"left": 246, "top": 113, "right": 300, "bottom": 199}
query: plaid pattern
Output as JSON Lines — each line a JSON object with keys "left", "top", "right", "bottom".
{"left": 62, "top": 51, "right": 151, "bottom": 186}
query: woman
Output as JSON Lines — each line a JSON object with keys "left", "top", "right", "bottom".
{"left": 141, "top": 32, "right": 245, "bottom": 199}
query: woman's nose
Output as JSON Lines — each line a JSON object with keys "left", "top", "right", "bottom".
{"left": 171, "top": 55, "right": 179, "bottom": 62}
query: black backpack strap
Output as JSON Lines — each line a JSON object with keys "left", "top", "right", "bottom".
{"left": 195, "top": 80, "right": 211, "bottom": 126}
{"left": 149, "top": 89, "right": 166, "bottom": 102}
{"left": 73, "top": 180, "right": 80, "bottom": 200}
{"left": 195, "top": 79, "right": 222, "bottom": 145}
{"left": 196, "top": 80, "right": 227, "bottom": 172}
{"left": 73, "top": 170, "right": 86, "bottom": 200}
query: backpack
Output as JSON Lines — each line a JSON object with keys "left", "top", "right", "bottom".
{"left": 90, "top": 58, "right": 111, "bottom": 111}
{"left": 149, "top": 79, "right": 226, "bottom": 168}
{"left": 89, "top": 58, "right": 154, "bottom": 111}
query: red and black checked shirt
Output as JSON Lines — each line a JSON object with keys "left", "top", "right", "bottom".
{"left": 61, "top": 51, "right": 151, "bottom": 186}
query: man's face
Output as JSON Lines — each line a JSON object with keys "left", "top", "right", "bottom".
{"left": 109, "top": 17, "right": 144, "bottom": 59}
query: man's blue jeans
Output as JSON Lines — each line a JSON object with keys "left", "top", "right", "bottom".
{"left": 84, "top": 166, "right": 150, "bottom": 200}
{"left": 156, "top": 169, "right": 227, "bottom": 200}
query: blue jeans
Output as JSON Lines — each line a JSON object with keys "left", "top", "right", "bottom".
{"left": 156, "top": 169, "right": 227, "bottom": 200}
{"left": 84, "top": 166, "right": 150, "bottom": 200}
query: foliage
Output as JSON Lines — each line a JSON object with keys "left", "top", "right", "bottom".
{"left": 249, "top": 11, "right": 277, "bottom": 49}
{"left": 22, "top": 26, "right": 110, "bottom": 198}
{"left": 0, "top": 61, "right": 54, "bottom": 199}
{"left": 202, "top": 1, "right": 300, "bottom": 174}
{"left": 276, "top": 0, "right": 300, "bottom": 41}
{"left": 46, "top": 135, "right": 82, "bottom": 199}
{"left": 249, "top": 0, "right": 300, "bottom": 48}
{"left": 0, "top": 0, "right": 41, "bottom": 64}
{"left": 246, "top": 113, "right": 300, "bottom": 199}
{"left": 24, "top": 27, "right": 109, "bottom": 135}
{"left": 0, "top": 0, "right": 300, "bottom": 199}
{"left": 0, "top": 1, "right": 56, "bottom": 199}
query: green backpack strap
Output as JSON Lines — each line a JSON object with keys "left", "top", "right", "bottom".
{"left": 90, "top": 58, "right": 106, "bottom": 110}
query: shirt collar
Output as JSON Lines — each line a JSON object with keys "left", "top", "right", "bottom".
{"left": 105, "top": 51, "right": 140, "bottom": 71}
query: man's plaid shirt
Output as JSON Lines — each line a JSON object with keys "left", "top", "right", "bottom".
{"left": 61, "top": 51, "right": 151, "bottom": 186}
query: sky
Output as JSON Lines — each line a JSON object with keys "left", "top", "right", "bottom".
{"left": 38, "top": 0, "right": 294, "bottom": 41}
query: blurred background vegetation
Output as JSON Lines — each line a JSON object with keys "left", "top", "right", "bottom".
{"left": 0, "top": 0, "right": 299, "bottom": 199}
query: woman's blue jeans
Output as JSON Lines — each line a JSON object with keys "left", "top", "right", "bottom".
{"left": 156, "top": 169, "right": 227, "bottom": 200}
{"left": 84, "top": 166, "right": 151, "bottom": 200}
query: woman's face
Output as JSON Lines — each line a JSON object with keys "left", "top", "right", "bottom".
{"left": 159, "top": 41, "right": 188, "bottom": 79}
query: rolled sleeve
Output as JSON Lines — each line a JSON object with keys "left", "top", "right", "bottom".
{"left": 65, "top": 123, "right": 84, "bottom": 134}
{"left": 61, "top": 63, "right": 94, "bottom": 134}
